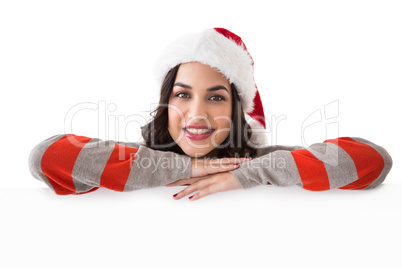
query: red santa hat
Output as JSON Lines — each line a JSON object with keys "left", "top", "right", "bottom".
{"left": 154, "top": 27, "right": 267, "bottom": 145}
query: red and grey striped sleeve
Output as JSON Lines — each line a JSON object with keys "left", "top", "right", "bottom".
{"left": 229, "top": 137, "right": 393, "bottom": 191}
{"left": 28, "top": 134, "right": 192, "bottom": 195}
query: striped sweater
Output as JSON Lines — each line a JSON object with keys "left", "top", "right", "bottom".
{"left": 28, "top": 134, "right": 392, "bottom": 195}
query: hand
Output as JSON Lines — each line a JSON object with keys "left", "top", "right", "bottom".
{"left": 190, "top": 157, "right": 251, "bottom": 178}
{"left": 165, "top": 172, "right": 242, "bottom": 201}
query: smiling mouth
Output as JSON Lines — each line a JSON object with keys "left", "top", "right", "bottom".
{"left": 181, "top": 126, "right": 216, "bottom": 140}
{"left": 183, "top": 128, "right": 214, "bottom": 134}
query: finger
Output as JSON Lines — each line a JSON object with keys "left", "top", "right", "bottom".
{"left": 188, "top": 187, "right": 214, "bottom": 201}
{"left": 208, "top": 157, "right": 252, "bottom": 166}
{"left": 205, "top": 163, "right": 241, "bottom": 175}
{"left": 188, "top": 174, "right": 240, "bottom": 201}
{"left": 165, "top": 176, "right": 211, "bottom": 187}
{"left": 164, "top": 179, "right": 182, "bottom": 187}
{"left": 188, "top": 181, "right": 225, "bottom": 201}
{"left": 164, "top": 179, "right": 192, "bottom": 187}
{"left": 205, "top": 158, "right": 252, "bottom": 173}
{"left": 173, "top": 178, "right": 214, "bottom": 200}
{"left": 165, "top": 183, "right": 191, "bottom": 187}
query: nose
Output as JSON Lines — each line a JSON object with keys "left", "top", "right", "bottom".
{"left": 187, "top": 97, "right": 208, "bottom": 121}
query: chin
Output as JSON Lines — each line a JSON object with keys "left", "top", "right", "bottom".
{"left": 180, "top": 145, "right": 213, "bottom": 158}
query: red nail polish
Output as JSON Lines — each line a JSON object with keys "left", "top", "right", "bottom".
{"left": 173, "top": 194, "right": 177, "bottom": 197}
{"left": 189, "top": 196, "right": 193, "bottom": 199}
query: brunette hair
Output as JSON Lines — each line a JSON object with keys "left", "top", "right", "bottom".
{"left": 141, "top": 64, "right": 257, "bottom": 158}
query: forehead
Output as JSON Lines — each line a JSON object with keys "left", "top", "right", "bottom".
{"left": 175, "top": 62, "right": 230, "bottom": 87}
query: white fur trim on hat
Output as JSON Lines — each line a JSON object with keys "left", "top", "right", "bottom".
{"left": 154, "top": 28, "right": 257, "bottom": 113}
{"left": 246, "top": 114, "right": 269, "bottom": 146}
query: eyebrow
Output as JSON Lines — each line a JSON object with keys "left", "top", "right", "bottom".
{"left": 173, "top": 82, "right": 229, "bottom": 93}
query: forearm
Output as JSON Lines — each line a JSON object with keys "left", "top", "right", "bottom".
{"left": 230, "top": 137, "right": 393, "bottom": 191}
{"left": 229, "top": 149, "right": 301, "bottom": 188}
{"left": 28, "top": 134, "right": 191, "bottom": 195}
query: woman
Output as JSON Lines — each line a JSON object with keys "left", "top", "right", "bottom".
{"left": 28, "top": 27, "right": 393, "bottom": 200}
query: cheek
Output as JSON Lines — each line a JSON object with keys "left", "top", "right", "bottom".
{"left": 168, "top": 104, "right": 185, "bottom": 133}
{"left": 212, "top": 105, "right": 232, "bottom": 128}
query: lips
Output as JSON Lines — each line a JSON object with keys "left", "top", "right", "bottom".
{"left": 182, "top": 125, "right": 215, "bottom": 140}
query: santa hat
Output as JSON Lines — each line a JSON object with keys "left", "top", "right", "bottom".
{"left": 154, "top": 27, "right": 267, "bottom": 146}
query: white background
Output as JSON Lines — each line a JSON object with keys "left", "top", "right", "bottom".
{"left": 1, "top": 0, "right": 401, "bottom": 267}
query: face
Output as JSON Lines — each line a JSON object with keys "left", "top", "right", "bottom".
{"left": 168, "top": 62, "right": 232, "bottom": 158}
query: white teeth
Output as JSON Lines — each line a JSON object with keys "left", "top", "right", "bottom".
{"left": 186, "top": 128, "right": 212, "bottom": 134}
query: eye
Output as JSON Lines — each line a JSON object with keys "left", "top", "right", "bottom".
{"left": 175, "top": 92, "right": 190, "bottom": 98}
{"left": 209, "top": 95, "right": 225, "bottom": 102}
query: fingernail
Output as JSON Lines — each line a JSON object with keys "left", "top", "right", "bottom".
{"left": 233, "top": 164, "right": 239, "bottom": 167}
{"left": 189, "top": 196, "right": 193, "bottom": 200}
{"left": 173, "top": 194, "right": 178, "bottom": 198}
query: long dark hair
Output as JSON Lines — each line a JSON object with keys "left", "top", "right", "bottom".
{"left": 141, "top": 64, "right": 257, "bottom": 158}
